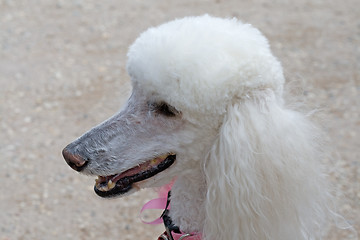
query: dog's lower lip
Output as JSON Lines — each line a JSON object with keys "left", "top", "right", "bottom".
{"left": 94, "top": 154, "right": 176, "bottom": 198}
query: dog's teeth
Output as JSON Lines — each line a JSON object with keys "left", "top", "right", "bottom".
{"left": 95, "top": 176, "right": 100, "bottom": 185}
{"left": 150, "top": 154, "right": 168, "bottom": 165}
{"left": 98, "top": 184, "right": 108, "bottom": 191}
{"left": 107, "top": 180, "right": 116, "bottom": 189}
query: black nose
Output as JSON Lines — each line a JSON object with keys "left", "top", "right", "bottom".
{"left": 62, "top": 147, "right": 88, "bottom": 172}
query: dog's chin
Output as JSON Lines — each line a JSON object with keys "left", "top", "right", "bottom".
{"left": 94, "top": 154, "right": 176, "bottom": 198}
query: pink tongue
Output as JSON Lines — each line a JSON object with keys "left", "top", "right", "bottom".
{"left": 111, "top": 157, "right": 164, "bottom": 183}
{"left": 111, "top": 165, "right": 143, "bottom": 182}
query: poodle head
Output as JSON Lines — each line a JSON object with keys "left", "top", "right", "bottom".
{"left": 63, "top": 15, "right": 286, "bottom": 198}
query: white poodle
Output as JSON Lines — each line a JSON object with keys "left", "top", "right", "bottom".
{"left": 63, "top": 15, "right": 329, "bottom": 240}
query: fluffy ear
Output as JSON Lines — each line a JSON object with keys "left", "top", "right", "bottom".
{"left": 203, "top": 90, "right": 329, "bottom": 240}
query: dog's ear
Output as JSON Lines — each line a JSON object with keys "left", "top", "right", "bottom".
{"left": 203, "top": 90, "right": 329, "bottom": 240}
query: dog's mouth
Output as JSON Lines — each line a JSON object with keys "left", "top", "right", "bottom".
{"left": 94, "top": 154, "right": 176, "bottom": 198}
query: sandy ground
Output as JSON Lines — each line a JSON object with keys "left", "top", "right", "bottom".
{"left": 0, "top": 0, "right": 359, "bottom": 239}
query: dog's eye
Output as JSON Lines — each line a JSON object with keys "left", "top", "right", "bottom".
{"left": 149, "top": 101, "right": 179, "bottom": 117}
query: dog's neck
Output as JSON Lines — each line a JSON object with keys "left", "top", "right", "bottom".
{"left": 168, "top": 171, "right": 207, "bottom": 233}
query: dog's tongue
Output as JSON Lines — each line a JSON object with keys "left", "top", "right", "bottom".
{"left": 95, "top": 154, "right": 170, "bottom": 191}
{"left": 112, "top": 156, "right": 168, "bottom": 182}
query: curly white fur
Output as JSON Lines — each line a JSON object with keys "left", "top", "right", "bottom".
{"left": 204, "top": 90, "right": 328, "bottom": 240}
{"left": 64, "top": 15, "right": 331, "bottom": 240}
{"left": 127, "top": 15, "right": 284, "bottom": 117}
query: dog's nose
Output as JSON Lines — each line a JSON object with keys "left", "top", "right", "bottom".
{"left": 62, "top": 148, "right": 88, "bottom": 172}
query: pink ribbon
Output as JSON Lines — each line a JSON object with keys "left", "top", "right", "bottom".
{"left": 140, "top": 180, "right": 202, "bottom": 239}
{"left": 140, "top": 192, "right": 203, "bottom": 239}
{"left": 170, "top": 232, "right": 202, "bottom": 240}
{"left": 140, "top": 197, "right": 169, "bottom": 224}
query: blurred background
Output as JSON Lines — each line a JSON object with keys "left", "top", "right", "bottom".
{"left": 0, "top": 0, "right": 359, "bottom": 239}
